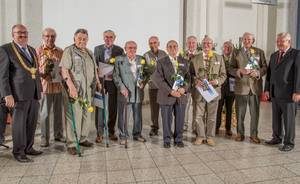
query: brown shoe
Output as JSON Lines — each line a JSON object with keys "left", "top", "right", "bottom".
{"left": 67, "top": 147, "right": 77, "bottom": 155}
{"left": 120, "top": 139, "right": 127, "bottom": 145}
{"left": 207, "top": 138, "right": 216, "bottom": 146}
{"left": 79, "top": 140, "right": 94, "bottom": 147}
{"left": 194, "top": 137, "right": 203, "bottom": 145}
{"left": 95, "top": 136, "right": 103, "bottom": 143}
{"left": 235, "top": 134, "right": 245, "bottom": 142}
{"left": 250, "top": 136, "right": 261, "bottom": 144}
{"left": 109, "top": 134, "right": 118, "bottom": 141}
{"left": 226, "top": 130, "right": 233, "bottom": 137}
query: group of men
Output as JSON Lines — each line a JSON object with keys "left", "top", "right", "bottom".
{"left": 0, "top": 24, "right": 299, "bottom": 163}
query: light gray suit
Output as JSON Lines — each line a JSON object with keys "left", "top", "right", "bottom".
{"left": 113, "top": 55, "right": 147, "bottom": 139}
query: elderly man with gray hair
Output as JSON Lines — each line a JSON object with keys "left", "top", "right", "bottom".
{"left": 229, "top": 32, "right": 267, "bottom": 144}
{"left": 264, "top": 32, "right": 300, "bottom": 151}
{"left": 36, "top": 27, "right": 65, "bottom": 147}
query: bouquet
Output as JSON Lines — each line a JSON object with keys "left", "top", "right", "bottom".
{"left": 43, "top": 50, "right": 55, "bottom": 75}
{"left": 136, "top": 59, "right": 147, "bottom": 87}
{"left": 171, "top": 60, "right": 188, "bottom": 90}
{"left": 245, "top": 48, "right": 259, "bottom": 70}
{"left": 109, "top": 57, "right": 116, "bottom": 65}
{"left": 70, "top": 96, "right": 94, "bottom": 113}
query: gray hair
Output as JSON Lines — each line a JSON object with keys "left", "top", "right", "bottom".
{"left": 74, "top": 28, "right": 88, "bottom": 36}
{"left": 187, "top": 35, "right": 197, "bottom": 41}
{"left": 42, "top": 27, "right": 56, "bottom": 36}
{"left": 277, "top": 32, "right": 291, "bottom": 41}
{"left": 201, "top": 35, "right": 213, "bottom": 44}
{"left": 103, "top": 30, "right": 116, "bottom": 37}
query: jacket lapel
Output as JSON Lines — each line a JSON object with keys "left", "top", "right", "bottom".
{"left": 275, "top": 48, "right": 291, "bottom": 69}
{"left": 13, "top": 42, "right": 34, "bottom": 67}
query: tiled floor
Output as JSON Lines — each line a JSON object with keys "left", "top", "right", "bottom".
{"left": 0, "top": 102, "right": 300, "bottom": 184}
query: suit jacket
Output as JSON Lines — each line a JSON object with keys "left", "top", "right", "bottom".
{"left": 151, "top": 55, "right": 191, "bottom": 105}
{"left": 94, "top": 44, "right": 124, "bottom": 64}
{"left": 190, "top": 51, "right": 227, "bottom": 102}
{"left": 221, "top": 55, "right": 235, "bottom": 96}
{"left": 265, "top": 48, "right": 300, "bottom": 102}
{"left": 0, "top": 42, "right": 42, "bottom": 101}
{"left": 229, "top": 47, "right": 267, "bottom": 96}
{"left": 113, "top": 55, "right": 146, "bottom": 103}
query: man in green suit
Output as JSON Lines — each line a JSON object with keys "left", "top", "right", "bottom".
{"left": 229, "top": 32, "right": 267, "bottom": 144}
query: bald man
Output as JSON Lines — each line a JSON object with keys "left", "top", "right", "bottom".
{"left": 0, "top": 24, "right": 43, "bottom": 162}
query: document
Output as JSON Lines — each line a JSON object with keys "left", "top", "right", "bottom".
{"left": 98, "top": 62, "right": 114, "bottom": 80}
{"left": 196, "top": 79, "right": 219, "bottom": 103}
{"left": 93, "top": 91, "right": 108, "bottom": 109}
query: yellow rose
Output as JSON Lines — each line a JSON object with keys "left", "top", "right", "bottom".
{"left": 87, "top": 106, "right": 94, "bottom": 113}
{"left": 140, "top": 59, "right": 146, "bottom": 65}
{"left": 250, "top": 48, "right": 255, "bottom": 55}
{"left": 109, "top": 57, "right": 116, "bottom": 64}
{"left": 179, "top": 50, "right": 184, "bottom": 56}
{"left": 150, "top": 60, "right": 155, "bottom": 66}
{"left": 207, "top": 50, "right": 214, "bottom": 58}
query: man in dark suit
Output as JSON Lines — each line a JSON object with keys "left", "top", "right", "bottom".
{"left": 0, "top": 24, "right": 43, "bottom": 162}
{"left": 151, "top": 40, "right": 191, "bottom": 148}
{"left": 94, "top": 30, "right": 124, "bottom": 143}
{"left": 0, "top": 94, "right": 8, "bottom": 147}
{"left": 264, "top": 32, "right": 300, "bottom": 151}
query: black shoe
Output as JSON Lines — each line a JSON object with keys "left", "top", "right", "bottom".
{"left": 149, "top": 129, "right": 158, "bottom": 136}
{"left": 174, "top": 142, "right": 184, "bottom": 148}
{"left": 279, "top": 145, "right": 294, "bottom": 152}
{"left": 79, "top": 140, "right": 94, "bottom": 147}
{"left": 14, "top": 155, "right": 33, "bottom": 163}
{"left": 215, "top": 129, "right": 219, "bottom": 135}
{"left": 109, "top": 134, "right": 118, "bottom": 141}
{"left": 226, "top": 130, "right": 233, "bottom": 136}
{"left": 265, "top": 139, "right": 281, "bottom": 145}
{"left": 133, "top": 136, "right": 146, "bottom": 142}
{"left": 25, "top": 149, "right": 43, "bottom": 156}
{"left": 163, "top": 142, "right": 170, "bottom": 148}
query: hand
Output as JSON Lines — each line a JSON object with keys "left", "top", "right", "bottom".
{"left": 69, "top": 85, "right": 78, "bottom": 99}
{"left": 97, "top": 83, "right": 102, "bottom": 92}
{"left": 195, "top": 79, "right": 205, "bottom": 88}
{"left": 170, "top": 90, "right": 181, "bottom": 97}
{"left": 121, "top": 88, "right": 128, "bottom": 97}
{"left": 264, "top": 91, "right": 270, "bottom": 100}
{"left": 249, "top": 70, "right": 259, "bottom": 78}
{"left": 209, "top": 80, "right": 218, "bottom": 86}
{"left": 292, "top": 93, "right": 300, "bottom": 102}
{"left": 5, "top": 95, "right": 15, "bottom": 108}
{"left": 178, "top": 87, "right": 185, "bottom": 95}
{"left": 139, "top": 83, "right": 144, "bottom": 89}
{"left": 240, "top": 69, "right": 251, "bottom": 76}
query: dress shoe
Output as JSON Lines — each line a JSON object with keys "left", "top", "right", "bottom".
{"left": 109, "top": 134, "right": 118, "bottom": 141}
{"left": 207, "top": 138, "right": 216, "bottom": 146}
{"left": 149, "top": 129, "right": 158, "bottom": 136}
{"left": 215, "top": 129, "right": 219, "bottom": 135}
{"left": 250, "top": 136, "right": 261, "bottom": 144}
{"left": 25, "top": 149, "right": 43, "bottom": 156}
{"left": 55, "top": 137, "right": 66, "bottom": 143}
{"left": 79, "top": 140, "right": 94, "bottom": 147}
{"left": 14, "top": 155, "right": 33, "bottom": 163}
{"left": 279, "top": 144, "right": 294, "bottom": 152}
{"left": 163, "top": 142, "right": 171, "bottom": 148}
{"left": 226, "top": 130, "right": 233, "bottom": 136}
{"left": 235, "top": 134, "right": 245, "bottom": 142}
{"left": 174, "top": 142, "right": 184, "bottom": 148}
{"left": 194, "top": 138, "right": 203, "bottom": 145}
{"left": 67, "top": 147, "right": 77, "bottom": 155}
{"left": 265, "top": 139, "right": 281, "bottom": 145}
{"left": 133, "top": 136, "right": 146, "bottom": 142}
{"left": 95, "top": 136, "right": 103, "bottom": 143}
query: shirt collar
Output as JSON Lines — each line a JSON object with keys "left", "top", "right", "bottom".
{"left": 42, "top": 44, "right": 57, "bottom": 50}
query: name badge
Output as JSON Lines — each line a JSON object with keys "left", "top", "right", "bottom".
{"left": 214, "top": 62, "right": 220, "bottom": 65}
{"left": 179, "top": 63, "right": 185, "bottom": 67}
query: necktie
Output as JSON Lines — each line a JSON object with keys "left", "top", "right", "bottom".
{"left": 21, "top": 47, "right": 32, "bottom": 63}
{"left": 276, "top": 51, "right": 284, "bottom": 65}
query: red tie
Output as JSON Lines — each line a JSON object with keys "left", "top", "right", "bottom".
{"left": 276, "top": 51, "right": 284, "bottom": 65}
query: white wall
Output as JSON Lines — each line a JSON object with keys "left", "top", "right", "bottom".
{"left": 43, "top": 0, "right": 181, "bottom": 54}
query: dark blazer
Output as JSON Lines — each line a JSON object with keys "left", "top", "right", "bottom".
{"left": 151, "top": 55, "right": 191, "bottom": 105}
{"left": 94, "top": 44, "right": 124, "bottom": 64}
{"left": 265, "top": 48, "right": 300, "bottom": 102}
{"left": 0, "top": 42, "right": 42, "bottom": 101}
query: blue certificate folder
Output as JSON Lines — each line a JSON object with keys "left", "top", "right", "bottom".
{"left": 196, "top": 79, "right": 219, "bottom": 103}
{"left": 93, "top": 92, "right": 107, "bottom": 109}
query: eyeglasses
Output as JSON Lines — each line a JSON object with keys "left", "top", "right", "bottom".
{"left": 202, "top": 42, "right": 212, "bottom": 45}
{"left": 43, "top": 35, "right": 55, "bottom": 38}
{"left": 149, "top": 42, "right": 158, "bottom": 44}
{"left": 127, "top": 47, "right": 137, "bottom": 49}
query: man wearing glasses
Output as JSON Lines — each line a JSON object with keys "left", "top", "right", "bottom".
{"left": 36, "top": 28, "right": 65, "bottom": 147}
{"left": 0, "top": 24, "right": 43, "bottom": 162}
